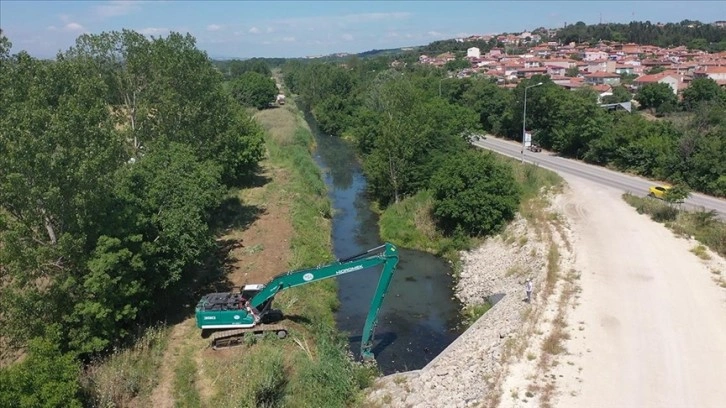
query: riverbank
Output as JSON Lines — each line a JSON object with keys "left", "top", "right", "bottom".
{"left": 366, "top": 167, "right": 576, "bottom": 407}
{"left": 82, "top": 97, "right": 377, "bottom": 407}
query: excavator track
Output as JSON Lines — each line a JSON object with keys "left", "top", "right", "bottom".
{"left": 209, "top": 324, "right": 288, "bottom": 350}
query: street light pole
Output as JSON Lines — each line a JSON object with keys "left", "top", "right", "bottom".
{"left": 522, "top": 81, "right": 543, "bottom": 164}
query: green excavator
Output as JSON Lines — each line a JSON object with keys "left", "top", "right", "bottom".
{"left": 195, "top": 242, "right": 399, "bottom": 360}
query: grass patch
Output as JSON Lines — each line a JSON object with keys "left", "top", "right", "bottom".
{"left": 173, "top": 348, "right": 201, "bottom": 408}
{"left": 80, "top": 325, "right": 169, "bottom": 407}
{"left": 691, "top": 244, "right": 711, "bottom": 260}
{"left": 378, "top": 189, "right": 458, "bottom": 259}
{"left": 377, "top": 157, "right": 563, "bottom": 264}
{"left": 623, "top": 193, "right": 726, "bottom": 258}
{"left": 544, "top": 243, "right": 560, "bottom": 298}
{"left": 461, "top": 302, "right": 493, "bottom": 328}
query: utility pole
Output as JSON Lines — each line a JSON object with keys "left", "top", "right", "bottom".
{"left": 522, "top": 82, "right": 543, "bottom": 164}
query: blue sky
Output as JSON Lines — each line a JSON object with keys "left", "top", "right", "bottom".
{"left": 2, "top": 1, "right": 725, "bottom": 59}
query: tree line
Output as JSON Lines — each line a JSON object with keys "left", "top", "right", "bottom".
{"left": 282, "top": 60, "right": 522, "bottom": 238}
{"left": 281, "top": 53, "right": 726, "bottom": 217}
{"left": 556, "top": 20, "right": 726, "bottom": 52}
{"left": 0, "top": 30, "right": 265, "bottom": 405}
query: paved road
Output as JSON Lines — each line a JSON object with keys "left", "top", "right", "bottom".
{"left": 473, "top": 135, "right": 726, "bottom": 218}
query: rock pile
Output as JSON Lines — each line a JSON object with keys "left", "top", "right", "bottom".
{"left": 367, "top": 216, "right": 551, "bottom": 407}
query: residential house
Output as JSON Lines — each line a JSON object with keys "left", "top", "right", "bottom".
{"left": 489, "top": 48, "right": 503, "bottom": 58}
{"left": 589, "top": 84, "right": 614, "bottom": 102}
{"left": 517, "top": 66, "right": 548, "bottom": 78}
{"left": 503, "top": 65, "right": 521, "bottom": 80}
{"left": 693, "top": 65, "right": 726, "bottom": 85}
{"left": 543, "top": 58, "right": 576, "bottom": 69}
{"left": 467, "top": 47, "right": 481, "bottom": 58}
{"left": 615, "top": 64, "right": 634, "bottom": 75}
{"left": 584, "top": 71, "right": 621, "bottom": 86}
{"left": 523, "top": 58, "right": 542, "bottom": 68}
{"left": 621, "top": 43, "right": 641, "bottom": 56}
{"left": 546, "top": 65, "right": 567, "bottom": 76}
{"left": 437, "top": 52, "right": 456, "bottom": 62}
{"left": 633, "top": 71, "right": 684, "bottom": 94}
{"left": 585, "top": 59, "right": 608, "bottom": 73}
{"left": 584, "top": 49, "right": 608, "bottom": 61}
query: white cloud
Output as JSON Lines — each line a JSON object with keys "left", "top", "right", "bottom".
{"left": 339, "top": 12, "right": 411, "bottom": 23}
{"left": 138, "top": 27, "right": 169, "bottom": 36}
{"left": 269, "top": 11, "right": 411, "bottom": 30}
{"left": 282, "top": 36, "right": 296, "bottom": 42}
{"left": 427, "top": 31, "right": 443, "bottom": 37}
{"left": 207, "top": 24, "right": 222, "bottom": 31}
{"left": 94, "top": 1, "right": 142, "bottom": 18}
{"left": 249, "top": 27, "right": 261, "bottom": 34}
{"left": 266, "top": 27, "right": 274, "bottom": 33}
{"left": 342, "top": 33, "right": 354, "bottom": 41}
{"left": 64, "top": 22, "right": 85, "bottom": 32}
{"left": 47, "top": 25, "right": 57, "bottom": 31}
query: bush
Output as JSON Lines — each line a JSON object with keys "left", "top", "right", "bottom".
{"left": 230, "top": 71, "right": 278, "bottom": 109}
{"left": 430, "top": 150, "right": 521, "bottom": 236}
{"left": 0, "top": 334, "right": 82, "bottom": 408}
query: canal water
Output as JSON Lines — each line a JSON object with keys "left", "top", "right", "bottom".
{"left": 308, "top": 117, "right": 464, "bottom": 375}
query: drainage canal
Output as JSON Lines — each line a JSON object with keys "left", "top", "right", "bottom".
{"left": 307, "top": 117, "right": 464, "bottom": 374}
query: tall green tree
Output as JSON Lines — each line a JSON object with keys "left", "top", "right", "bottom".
{"left": 66, "top": 31, "right": 265, "bottom": 186}
{"left": 460, "top": 78, "right": 513, "bottom": 134}
{"left": 635, "top": 82, "right": 677, "bottom": 114}
{"left": 601, "top": 85, "right": 632, "bottom": 104}
{"left": 1, "top": 30, "right": 265, "bottom": 357}
{"left": 357, "top": 73, "right": 478, "bottom": 204}
{"left": 550, "top": 89, "right": 611, "bottom": 158}
{"left": 229, "top": 71, "right": 278, "bottom": 109}
{"left": 681, "top": 77, "right": 724, "bottom": 111}
{"left": 430, "top": 150, "right": 520, "bottom": 236}
{"left": 0, "top": 52, "right": 125, "bottom": 348}
{"left": 0, "top": 334, "right": 82, "bottom": 408}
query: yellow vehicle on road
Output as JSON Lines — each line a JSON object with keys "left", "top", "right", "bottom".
{"left": 648, "top": 185, "right": 672, "bottom": 199}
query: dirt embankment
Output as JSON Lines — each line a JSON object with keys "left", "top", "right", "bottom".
{"left": 367, "top": 189, "right": 579, "bottom": 407}
{"left": 148, "top": 106, "right": 298, "bottom": 408}
{"left": 368, "top": 172, "right": 726, "bottom": 408}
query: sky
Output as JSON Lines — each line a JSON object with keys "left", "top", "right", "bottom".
{"left": 2, "top": 1, "right": 725, "bottom": 59}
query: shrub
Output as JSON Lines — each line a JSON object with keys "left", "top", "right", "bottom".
{"left": 430, "top": 150, "right": 521, "bottom": 236}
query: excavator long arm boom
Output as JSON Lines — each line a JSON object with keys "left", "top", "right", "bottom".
{"left": 249, "top": 242, "right": 399, "bottom": 359}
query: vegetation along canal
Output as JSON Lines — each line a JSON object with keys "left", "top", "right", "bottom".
{"left": 307, "top": 116, "right": 464, "bottom": 374}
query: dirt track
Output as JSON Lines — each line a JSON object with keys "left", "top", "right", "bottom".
{"left": 555, "top": 174, "right": 726, "bottom": 407}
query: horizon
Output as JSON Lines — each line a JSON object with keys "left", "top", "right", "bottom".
{"left": 1, "top": 1, "right": 725, "bottom": 59}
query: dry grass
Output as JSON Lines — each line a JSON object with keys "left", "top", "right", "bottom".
{"left": 255, "top": 105, "right": 300, "bottom": 147}
{"left": 505, "top": 264, "right": 528, "bottom": 277}
{"left": 81, "top": 325, "right": 170, "bottom": 408}
{"left": 690, "top": 244, "right": 711, "bottom": 260}
{"left": 544, "top": 243, "right": 560, "bottom": 298}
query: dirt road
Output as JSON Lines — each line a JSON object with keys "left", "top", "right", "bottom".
{"left": 557, "top": 174, "right": 726, "bottom": 407}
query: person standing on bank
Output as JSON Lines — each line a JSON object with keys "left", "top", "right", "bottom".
{"left": 525, "top": 278, "right": 533, "bottom": 303}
